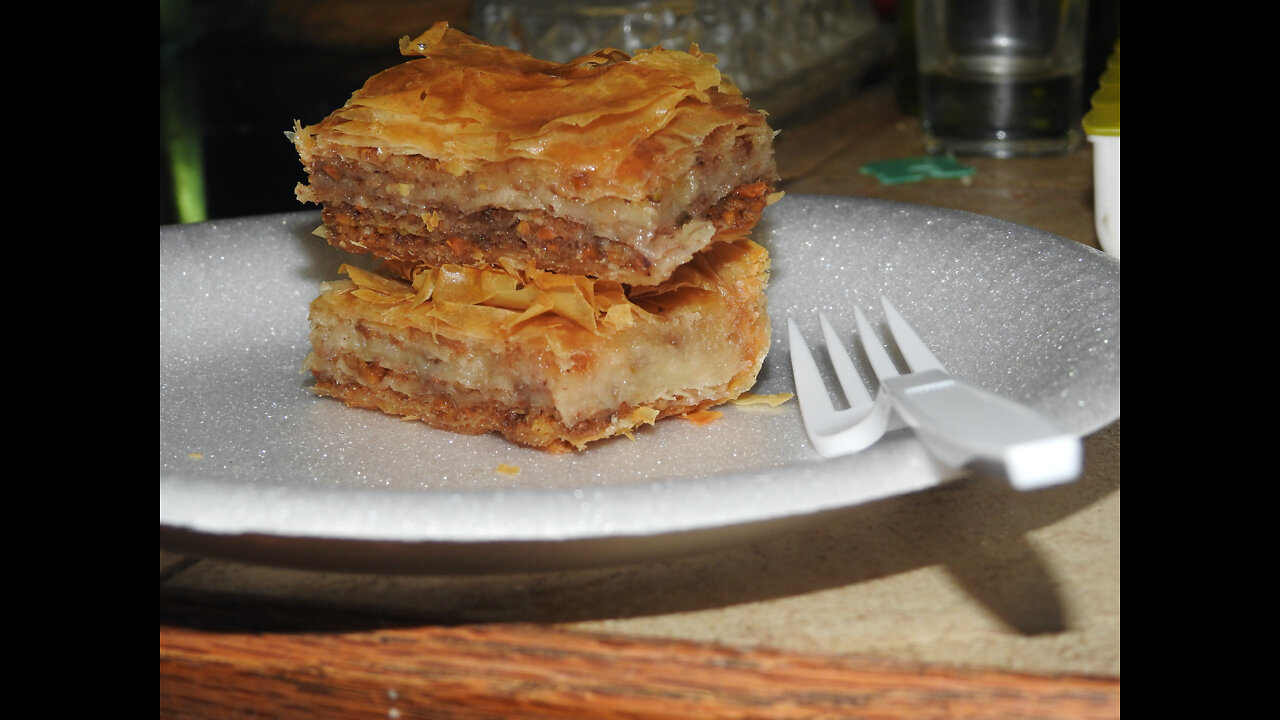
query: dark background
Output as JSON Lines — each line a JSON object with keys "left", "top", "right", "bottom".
{"left": 160, "top": 0, "right": 475, "bottom": 225}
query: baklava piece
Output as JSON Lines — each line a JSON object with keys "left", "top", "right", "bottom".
{"left": 303, "top": 239, "right": 772, "bottom": 452}
{"left": 290, "top": 22, "right": 778, "bottom": 286}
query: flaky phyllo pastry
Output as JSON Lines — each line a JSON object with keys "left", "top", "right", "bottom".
{"left": 304, "top": 239, "right": 771, "bottom": 451}
{"left": 291, "top": 22, "right": 778, "bottom": 285}
{"left": 292, "top": 22, "right": 780, "bottom": 451}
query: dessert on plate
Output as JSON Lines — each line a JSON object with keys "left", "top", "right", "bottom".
{"left": 291, "top": 22, "right": 780, "bottom": 451}
{"left": 291, "top": 22, "right": 777, "bottom": 286}
{"left": 303, "top": 239, "right": 771, "bottom": 452}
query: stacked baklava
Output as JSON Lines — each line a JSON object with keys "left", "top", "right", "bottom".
{"left": 291, "top": 23, "right": 779, "bottom": 452}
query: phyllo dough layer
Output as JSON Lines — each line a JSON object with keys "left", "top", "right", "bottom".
{"left": 290, "top": 22, "right": 778, "bottom": 285}
{"left": 303, "top": 239, "right": 772, "bottom": 452}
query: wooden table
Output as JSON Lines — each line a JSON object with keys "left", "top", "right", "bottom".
{"left": 161, "top": 81, "right": 1119, "bottom": 719}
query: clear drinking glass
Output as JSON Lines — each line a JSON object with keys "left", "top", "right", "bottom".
{"left": 916, "top": 0, "right": 1089, "bottom": 157}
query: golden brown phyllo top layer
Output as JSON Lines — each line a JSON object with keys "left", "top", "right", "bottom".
{"left": 295, "top": 22, "right": 771, "bottom": 200}
{"left": 330, "top": 238, "right": 769, "bottom": 348}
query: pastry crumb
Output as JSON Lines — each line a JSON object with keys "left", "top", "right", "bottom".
{"left": 732, "top": 392, "right": 794, "bottom": 407}
{"left": 682, "top": 409, "right": 724, "bottom": 425}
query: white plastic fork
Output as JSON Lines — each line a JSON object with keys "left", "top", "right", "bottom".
{"left": 789, "top": 297, "right": 1082, "bottom": 491}
{"left": 787, "top": 314, "right": 894, "bottom": 458}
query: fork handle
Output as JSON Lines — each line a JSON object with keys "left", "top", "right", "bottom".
{"left": 882, "top": 370, "right": 1082, "bottom": 490}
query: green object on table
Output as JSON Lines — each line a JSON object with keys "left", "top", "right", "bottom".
{"left": 860, "top": 155, "right": 976, "bottom": 185}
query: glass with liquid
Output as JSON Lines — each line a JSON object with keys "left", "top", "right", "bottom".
{"left": 916, "top": 0, "right": 1088, "bottom": 157}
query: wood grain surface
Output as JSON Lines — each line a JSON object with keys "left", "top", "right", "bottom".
{"left": 161, "top": 621, "right": 1119, "bottom": 719}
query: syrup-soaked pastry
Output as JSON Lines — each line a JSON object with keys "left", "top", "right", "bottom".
{"left": 302, "top": 239, "right": 772, "bottom": 452}
{"left": 290, "top": 22, "right": 778, "bottom": 286}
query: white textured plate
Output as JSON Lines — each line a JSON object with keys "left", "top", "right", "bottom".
{"left": 160, "top": 195, "right": 1120, "bottom": 573}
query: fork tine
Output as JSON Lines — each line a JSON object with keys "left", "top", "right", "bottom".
{"left": 853, "top": 305, "right": 900, "bottom": 380}
{"left": 819, "top": 313, "right": 873, "bottom": 409}
{"left": 787, "top": 318, "right": 837, "bottom": 420}
{"left": 880, "top": 297, "right": 946, "bottom": 373}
